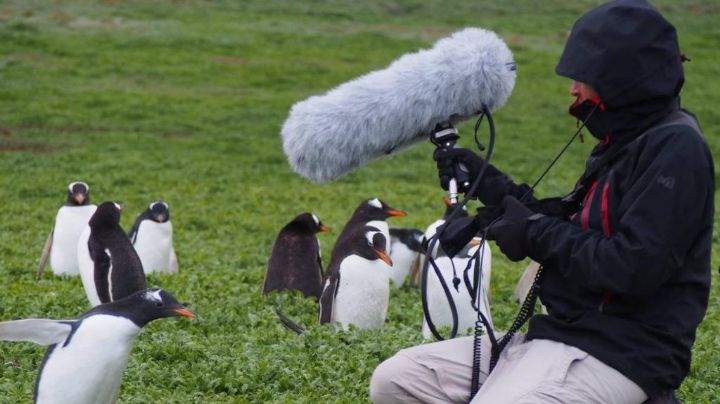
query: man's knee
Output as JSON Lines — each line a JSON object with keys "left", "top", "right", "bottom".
{"left": 369, "top": 354, "right": 419, "bottom": 404}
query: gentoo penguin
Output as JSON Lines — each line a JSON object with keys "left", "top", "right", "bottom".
{"left": 387, "top": 228, "right": 424, "bottom": 288}
{"left": 409, "top": 198, "right": 468, "bottom": 286}
{"left": 263, "top": 212, "right": 331, "bottom": 299}
{"left": 339, "top": 198, "right": 406, "bottom": 262}
{"left": 421, "top": 237, "right": 493, "bottom": 339}
{"left": 424, "top": 198, "right": 469, "bottom": 257}
{"left": 128, "top": 200, "right": 178, "bottom": 274}
{"left": 77, "top": 201, "right": 147, "bottom": 307}
{"left": 0, "top": 288, "right": 194, "bottom": 404}
{"left": 320, "top": 226, "right": 393, "bottom": 330}
{"left": 37, "top": 181, "right": 97, "bottom": 279}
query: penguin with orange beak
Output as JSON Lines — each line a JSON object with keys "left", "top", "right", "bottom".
{"left": 320, "top": 225, "right": 394, "bottom": 330}
{"left": 37, "top": 181, "right": 97, "bottom": 279}
{"left": 319, "top": 198, "right": 405, "bottom": 330}
{"left": 0, "top": 288, "right": 193, "bottom": 404}
{"left": 263, "top": 212, "right": 331, "bottom": 299}
{"left": 341, "top": 197, "right": 406, "bottom": 261}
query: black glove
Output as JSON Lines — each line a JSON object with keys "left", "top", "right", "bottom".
{"left": 437, "top": 206, "right": 502, "bottom": 258}
{"left": 433, "top": 148, "right": 515, "bottom": 206}
{"left": 486, "top": 196, "right": 544, "bottom": 262}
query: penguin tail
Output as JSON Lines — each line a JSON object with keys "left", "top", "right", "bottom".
{"left": 275, "top": 308, "right": 306, "bottom": 335}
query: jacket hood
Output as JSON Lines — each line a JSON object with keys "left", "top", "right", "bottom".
{"left": 556, "top": 0, "right": 684, "bottom": 109}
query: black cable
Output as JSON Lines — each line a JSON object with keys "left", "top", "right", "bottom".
{"left": 421, "top": 237, "right": 460, "bottom": 339}
{"left": 473, "top": 113, "right": 487, "bottom": 152}
{"left": 425, "top": 102, "right": 598, "bottom": 398}
{"left": 469, "top": 216, "right": 501, "bottom": 398}
{"left": 520, "top": 104, "right": 599, "bottom": 202}
{"left": 421, "top": 107, "right": 496, "bottom": 341}
{"left": 470, "top": 103, "right": 600, "bottom": 400}
{"left": 488, "top": 263, "right": 543, "bottom": 372}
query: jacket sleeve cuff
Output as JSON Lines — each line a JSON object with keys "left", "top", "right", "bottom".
{"left": 525, "top": 214, "right": 554, "bottom": 262}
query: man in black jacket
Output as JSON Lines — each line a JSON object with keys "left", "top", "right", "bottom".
{"left": 370, "top": 0, "right": 714, "bottom": 403}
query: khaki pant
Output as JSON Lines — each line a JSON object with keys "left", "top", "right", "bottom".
{"left": 370, "top": 335, "right": 647, "bottom": 404}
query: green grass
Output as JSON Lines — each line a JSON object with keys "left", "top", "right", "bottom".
{"left": 0, "top": 0, "right": 718, "bottom": 402}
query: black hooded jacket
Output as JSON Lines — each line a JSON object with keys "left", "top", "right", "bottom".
{"left": 519, "top": 0, "right": 714, "bottom": 398}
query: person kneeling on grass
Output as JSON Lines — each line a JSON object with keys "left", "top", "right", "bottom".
{"left": 369, "top": 0, "right": 714, "bottom": 403}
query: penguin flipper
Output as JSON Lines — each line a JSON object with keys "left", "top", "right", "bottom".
{"left": 127, "top": 215, "right": 144, "bottom": 244}
{"left": 275, "top": 308, "right": 305, "bottom": 334}
{"left": 0, "top": 319, "right": 73, "bottom": 345}
{"left": 36, "top": 227, "right": 54, "bottom": 280}
{"left": 89, "top": 238, "right": 112, "bottom": 304}
{"left": 319, "top": 276, "right": 338, "bottom": 324}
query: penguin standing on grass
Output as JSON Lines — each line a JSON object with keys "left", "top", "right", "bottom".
{"left": 274, "top": 198, "right": 405, "bottom": 332}
{"left": 78, "top": 202, "right": 147, "bottom": 307}
{"left": 263, "top": 212, "right": 331, "bottom": 299}
{"left": 320, "top": 225, "right": 393, "bottom": 330}
{"left": 128, "top": 200, "right": 178, "bottom": 274}
{"left": 37, "top": 181, "right": 97, "bottom": 279}
{"left": 0, "top": 288, "right": 194, "bottom": 404}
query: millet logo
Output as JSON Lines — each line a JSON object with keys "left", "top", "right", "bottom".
{"left": 657, "top": 175, "right": 675, "bottom": 190}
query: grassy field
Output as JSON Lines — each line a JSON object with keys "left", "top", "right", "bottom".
{"left": 0, "top": 0, "right": 718, "bottom": 402}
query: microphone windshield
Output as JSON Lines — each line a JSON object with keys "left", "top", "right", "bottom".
{"left": 282, "top": 28, "right": 516, "bottom": 183}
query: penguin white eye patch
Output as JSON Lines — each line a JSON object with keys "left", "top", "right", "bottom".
{"left": 368, "top": 198, "right": 382, "bottom": 209}
{"left": 365, "top": 231, "right": 381, "bottom": 246}
{"left": 150, "top": 201, "right": 169, "bottom": 210}
{"left": 68, "top": 181, "right": 89, "bottom": 192}
{"left": 144, "top": 290, "right": 163, "bottom": 303}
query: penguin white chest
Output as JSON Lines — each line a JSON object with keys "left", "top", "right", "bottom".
{"left": 388, "top": 239, "right": 417, "bottom": 288}
{"left": 133, "top": 221, "right": 176, "bottom": 274}
{"left": 421, "top": 240, "right": 493, "bottom": 339}
{"left": 36, "top": 315, "right": 140, "bottom": 404}
{"left": 77, "top": 225, "right": 103, "bottom": 307}
{"left": 333, "top": 255, "right": 390, "bottom": 330}
{"left": 50, "top": 205, "right": 97, "bottom": 276}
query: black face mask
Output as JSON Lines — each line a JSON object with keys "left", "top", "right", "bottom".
{"left": 569, "top": 95, "right": 679, "bottom": 141}
{"left": 569, "top": 97, "right": 609, "bottom": 140}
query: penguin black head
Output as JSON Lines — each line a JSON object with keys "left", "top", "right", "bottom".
{"left": 92, "top": 288, "right": 195, "bottom": 328}
{"left": 147, "top": 200, "right": 170, "bottom": 223}
{"left": 90, "top": 201, "right": 122, "bottom": 229}
{"left": 390, "top": 228, "right": 425, "bottom": 252}
{"left": 360, "top": 226, "right": 393, "bottom": 266}
{"left": 286, "top": 212, "right": 331, "bottom": 234}
{"left": 66, "top": 181, "right": 91, "bottom": 206}
{"left": 353, "top": 198, "right": 406, "bottom": 221}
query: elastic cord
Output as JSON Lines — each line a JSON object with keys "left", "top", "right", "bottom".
{"left": 421, "top": 107, "right": 496, "bottom": 341}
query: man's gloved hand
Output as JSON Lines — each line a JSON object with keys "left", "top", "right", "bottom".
{"left": 433, "top": 148, "right": 515, "bottom": 206}
{"left": 486, "top": 196, "right": 544, "bottom": 262}
{"left": 437, "top": 206, "right": 501, "bottom": 258}
{"left": 434, "top": 147, "right": 484, "bottom": 192}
